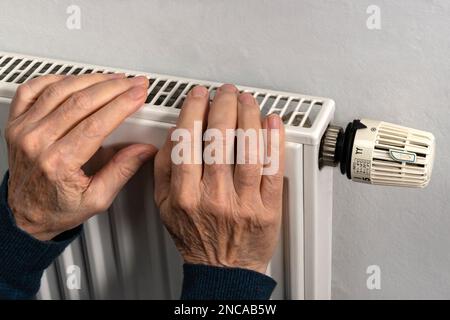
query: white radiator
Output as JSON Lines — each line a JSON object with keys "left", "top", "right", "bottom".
{"left": 0, "top": 52, "right": 335, "bottom": 300}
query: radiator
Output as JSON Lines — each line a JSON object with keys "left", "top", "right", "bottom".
{"left": 0, "top": 52, "right": 435, "bottom": 300}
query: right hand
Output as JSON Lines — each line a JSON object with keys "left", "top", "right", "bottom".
{"left": 5, "top": 73, "right": 157, "bottom": 241}
{"left": 154, "top": 84, "right": 285, "bottom": 274}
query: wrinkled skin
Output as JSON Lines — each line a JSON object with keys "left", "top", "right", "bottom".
{"left": 155, "top": 84, "right": 285, "bottom": 274}
{"left": 6, "top": 73, "right": 157, "bottom": 241}
{"left": 5, "top": 74, "right": 285, "bottom": 275}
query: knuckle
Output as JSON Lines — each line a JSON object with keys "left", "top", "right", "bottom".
{"left": 57, "top": 101, "right": 78, "bottom": 126}
{"left": 256, "top": 212, "right": 279, "bottom": 229}
{"left": 235, "top": 168, "right": 260, "bottom": 188}
{"left": 237, "top": 205, "right": 279, "bottom": 229}
{"left": 208, "top": 163, "right": 228, "bottom": 175}
{"left": 236, "top": 209, "right": 255, "bottom": 224}
{"left": 17, "top": 132, "right": 39, "bottom": 157}
{"left": 172, "top": 192, "right": 197, "bottom": 213}
{"left": 57, "top": 103, "right": 72, "bottom": 122}
{"left": 36, "top": 153, "right": 59, "bottom": 178}
{"left": 81, "top": 117, "right": 103, "bottom": 138}
{"left": 70, "top": 91, "right": 91, "bottom": 110}
{"left": 15, "top": 83, "right": 32, "bottom": 101}
{"left": 42, "top": 84, "right": 63, "bottom": 100}
{"left": 205, "top": 195, "right": 229, "bottom": 216}
{"left": 4, "top": 125, "right": 18, "bottom": 143}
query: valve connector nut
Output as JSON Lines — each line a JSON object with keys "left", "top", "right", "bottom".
{"left": 319, "top": 125, "right": 343, "bottom": 168}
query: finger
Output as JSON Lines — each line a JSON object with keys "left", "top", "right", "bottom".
{"left": 82, "top": 143, "right": 157, "bottom": 216}
{"left": 36, "top": 76, "right": 149, "bottom": 144}
{"left": 261, "top": 114, "right": 285, "bottom": 210}
{"left": 154, "top": 128, "right": 174, "bottom": 207}
{"left": 51, "top": 84, "right": 148, "bottom": 170}
{"left": 171, "top": 85, "right": 209, "bottom": 193}
{"left": 202, "top": 84, "right": 238, "bottom": 192}
{"left": 25, "top": 72, "right": 126, "bottom": 122}
{"left": 9, "top": 74, "right": 65, "bottom": 120}
{"left": 234, "top": 93, "right": 263, "bottom": 197}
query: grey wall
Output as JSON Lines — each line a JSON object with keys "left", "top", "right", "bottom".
{"left": 1, "top": 0, "right": 449, "bottom": 299}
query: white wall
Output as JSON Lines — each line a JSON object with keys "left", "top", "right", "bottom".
{"left": 1, "top": 0, "right": 449, "bottom": 299}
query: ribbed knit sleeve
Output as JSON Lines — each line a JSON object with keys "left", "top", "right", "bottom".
{"left": 181, "top": 264, "right": 276, "bottom": 300}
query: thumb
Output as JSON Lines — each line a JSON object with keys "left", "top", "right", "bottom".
{"left": 83, "top": 143, "right": 157, "bottom": 215}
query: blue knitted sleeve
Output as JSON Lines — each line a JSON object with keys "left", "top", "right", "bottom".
{"left": 181, "top": 264, "right": 276, "bottom": 300}
{"left": 0, "top": 172, "right": 81, "bottom": 299}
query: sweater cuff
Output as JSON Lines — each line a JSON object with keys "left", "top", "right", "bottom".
{"left": 181, "top": 264, "right": 276, "bottom": 300}
{"left": 0, "top": 172, "right": 81, "bottom": 298}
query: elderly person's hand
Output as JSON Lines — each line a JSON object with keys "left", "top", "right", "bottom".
{"left": 155, "top": 84, "right": 285, "bottom": 274}
{"left": 5, "top": 74, "right": 156, "bottom": 241}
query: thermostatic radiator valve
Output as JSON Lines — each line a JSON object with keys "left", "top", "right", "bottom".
{"left": 319, "top": 119, "right": 435, "bottom": 188}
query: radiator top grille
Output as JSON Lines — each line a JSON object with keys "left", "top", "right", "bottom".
{"left": 0, "top": 52, "right": 335, "bottom": 145}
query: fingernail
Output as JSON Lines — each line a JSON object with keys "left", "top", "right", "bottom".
{"left": 238, "top": 92, "right": 255, "bottom": 104}
{"left": 107, "top": 73, "right": 125, "bottom": 79}
{"left": 219, "top": 83, "right": 238, "bottom": 93}
{"left": 129, "top": 86, "right": 147, "bottom": 99}
{"left": 268, "top": 114, "right": 281, "bottom": 129}
{"left": 130, "top": 76, "right": 149, "bottom": 86}
{"left": 191, "top": 86, "right": 208, "bottom": 97}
